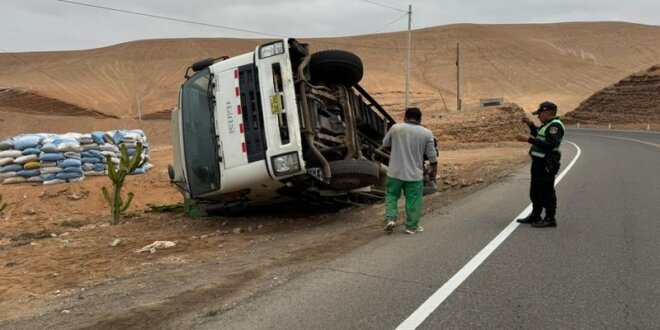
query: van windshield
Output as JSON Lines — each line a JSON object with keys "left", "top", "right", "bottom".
{"left": 180, "top": 69, "right": 221, "bottom": 196}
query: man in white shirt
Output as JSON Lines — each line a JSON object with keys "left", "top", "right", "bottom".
{"left": 382, "top": 107, "right": 438, "bottom": 234}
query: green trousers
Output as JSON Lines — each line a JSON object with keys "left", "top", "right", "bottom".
{"left": 384, "top": 176, "right": 424, "bottom": 230}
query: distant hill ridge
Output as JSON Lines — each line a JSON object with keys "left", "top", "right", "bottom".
{"left": 0, "top": 22, "right": 659, "bottom": 119}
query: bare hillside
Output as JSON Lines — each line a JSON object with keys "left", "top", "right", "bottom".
{"left": 564, "top": 65, "right": 660, "bottom": 124}
{"left": 0, "top": 87, "right": 116, "bottom": 118}
{"left": 0, "top": 22, "right": 659, "bottom": 122}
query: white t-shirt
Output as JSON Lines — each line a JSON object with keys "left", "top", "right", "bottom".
{"left": 382, "top": 122, "right": 437, "bottom": 181}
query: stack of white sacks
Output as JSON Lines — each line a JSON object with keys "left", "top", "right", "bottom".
{"left": 0, "top": 134, "right": 46, "bottom": 184}
{"left": 0, "top": 130, "right": 152, "bottom": 185}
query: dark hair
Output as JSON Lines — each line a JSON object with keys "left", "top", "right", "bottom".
{"left": 405, "top": 107, "right": 422, "bottom": 121}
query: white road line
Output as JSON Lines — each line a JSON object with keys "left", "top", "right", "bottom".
{"left": 396, "top": 141, "right": 582, "bottom": 330}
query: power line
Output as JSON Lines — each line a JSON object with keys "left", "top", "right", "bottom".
{"left": 311, "top": 12, "right": 409, "bottom": 49}
{"left": 0, "top": 45, "right": 173, "bottom": 101}
{"left": 0, "top": 46, "right": 64, "bottom": 86}
{"left": 0, "top": 46, "right": 105, "bottom": 113}
{"left": 55, "top": 0, "right": 287, "bottom": 38}
{"left": 359, "top": 0, "right": 407, "bottom": 13}
{"left": 372, "top": 12, "right": 409, "bottom": 34}
{"left": 411, "top": 20, "right": 449, "bottom": 112}
{"left": 308, "top": 38, "right": 429, "bottom": 51}
{"left": 54, "top": 0, "right": 436, "bottom": 51}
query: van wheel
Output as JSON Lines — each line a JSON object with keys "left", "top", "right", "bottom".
{"left": 328, "top": 159, "right": 379, "bottom": 190}
{"left": 310, "top": 50, "right": 363, "bottom": 85}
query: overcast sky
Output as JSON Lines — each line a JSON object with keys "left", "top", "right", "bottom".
{"left": 2, "top": 0, "right": 659, "bottom": 52}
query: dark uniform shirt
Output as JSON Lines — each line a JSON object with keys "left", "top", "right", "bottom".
{"left": 527, "top": 117, "right": 565, "bottom": 152}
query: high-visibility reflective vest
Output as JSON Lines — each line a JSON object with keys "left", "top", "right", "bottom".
{"left": 530, "top": 118, "right": 564, "bottom": 158}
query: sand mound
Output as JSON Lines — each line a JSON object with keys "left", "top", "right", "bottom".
{"left": 426, "top": 103, "right": 528, "bottom": 147}
{"left": 564, "top": 65, "right": 660, "bottom": 124}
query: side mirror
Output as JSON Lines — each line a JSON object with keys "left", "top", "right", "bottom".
{"left": 167, "top": 164, "right": 175, "bottom": 181}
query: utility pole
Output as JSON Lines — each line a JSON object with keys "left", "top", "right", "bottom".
{"left": 404, "top": 4, "right": 412, "bottom": 110}
{"left": 456, "top": 42, "right": 461, "bottom": 111}
{"left": 136, "top": 95, "right": 142, "bottom": 122}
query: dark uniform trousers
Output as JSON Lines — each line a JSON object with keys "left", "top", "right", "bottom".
{"left": 530, "top": 158, "right": 557, "bottom": 218}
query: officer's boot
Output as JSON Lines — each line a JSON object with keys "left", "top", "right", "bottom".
{"left": 532, "top": 216, "right": 557, "bottom": 228}
{"left": 516, "top": 213, "right": 541, "bottom": 224}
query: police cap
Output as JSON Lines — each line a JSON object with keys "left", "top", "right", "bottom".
{"left": 532, "top": 101, "right": 557, "bottom": 115}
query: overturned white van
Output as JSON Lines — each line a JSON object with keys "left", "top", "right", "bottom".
{"left": 168, "top": 38, "right": 397, "bottom": 210}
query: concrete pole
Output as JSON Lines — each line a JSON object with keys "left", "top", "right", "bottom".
{"left": 137, "top": 95, "right": 142, "bottom": 122}
{"left": 404, "top": 4, "right": 412, "bottom": 110}
{"left": 456, "top": 42, "right": 461, "bottom": 111}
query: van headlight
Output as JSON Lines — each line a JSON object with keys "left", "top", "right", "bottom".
{"left": 271, "top": 152, "right": 300, "bottom": 176}
{"left": 259, "top": 41, "right": 285, "bottom": 59}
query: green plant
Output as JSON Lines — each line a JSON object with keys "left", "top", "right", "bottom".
{"left": 102, "top": 142, "right": 145, "bottom": 225}
{"left": 0, "top": 194, "right": 7, "bottom": 214}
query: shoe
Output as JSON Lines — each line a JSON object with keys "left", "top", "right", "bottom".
{"left": 405, "top": 226, "right": 424, "bottom": 234}
{"left": 384, "top": 221, "right": 396, "bottom": 232}
{"left": 516, "top": 213, "right": 541, "bottom": 224}
{"left": 532, "top": 218, "right": 557, "bottom": 228}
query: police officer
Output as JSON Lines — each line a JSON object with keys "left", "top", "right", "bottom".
{"left": 516, "top": 101, "right": 565, "bottom": 228}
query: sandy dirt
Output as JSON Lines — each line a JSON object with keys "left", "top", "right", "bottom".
{"left": 0, "top": 144, "right": 529, "bottom": 329}
{"left": 0, "top": 103, "right": 531, "bottom": 328}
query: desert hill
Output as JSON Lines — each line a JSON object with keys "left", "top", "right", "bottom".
{"left": 0, "top": 22, "right": 659, "bottom": 123}
{"left": 564, "top": 65, "right": 660, "bottom": 124}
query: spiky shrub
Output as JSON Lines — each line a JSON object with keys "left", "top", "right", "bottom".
{"left": 0, "top": 194, "right": 7, "bottom": 214}
{"left": 102, "top": 142, "right": 145, "bottom": 225}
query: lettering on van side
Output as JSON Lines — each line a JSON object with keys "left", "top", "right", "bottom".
{"left": 226, "top": 101, "right": 236, "bottom": 133}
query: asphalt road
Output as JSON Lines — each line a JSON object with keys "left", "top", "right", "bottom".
{"left": 197, "top": 128, "right": 660, "bottom": 330}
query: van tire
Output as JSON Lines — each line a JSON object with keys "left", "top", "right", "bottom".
{"left": 328, "top": 159, "right": 379, "bottom": 190}
{"left": 310, "top": 50, "right": 363, "bottom": 85}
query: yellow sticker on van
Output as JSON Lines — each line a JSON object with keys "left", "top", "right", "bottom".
{"left": 270, "top": 94, "right": 282, "bottom": 114}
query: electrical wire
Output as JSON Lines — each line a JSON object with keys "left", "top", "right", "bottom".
{"left": 0, "top": 45, "right": 173, "bottom": 101}
{"left": 372, "top": 12, "right": 409, "bottom": 34}
{"left": 55, "top": 0, "right": 287, "bottom": 38}
{"left": 0, "top": 46, "right": 63, "bottom": 86}
{"left": 54, "top": 0, "right": 436, "bottom": 51}
{"left": 358, "top": 0, "right": 407, "bottom": 13}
